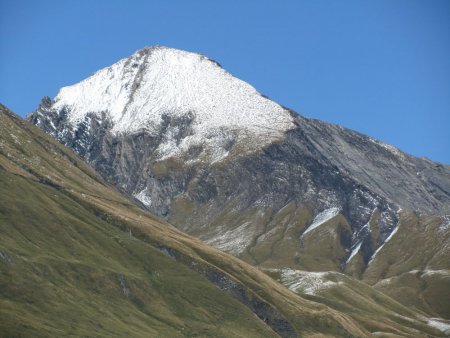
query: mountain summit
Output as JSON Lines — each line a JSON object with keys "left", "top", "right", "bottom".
{"left": 28, "top": 47, "right": 450, "bottom": 284}
{"left": 34, "top": 46, "right": 294, "bottom": 162}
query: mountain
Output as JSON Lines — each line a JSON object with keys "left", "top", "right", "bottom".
{"left": 1, "top": 105, "right": 379, "bottom": 337}
{"left": 26, "top": 46, "right": 450, "bottom": 327}
{"left": 9, "top": 103, "right": 450, "bottom": 337}
{"left": 28, "top": 45, "right": 450, "bottom": 263}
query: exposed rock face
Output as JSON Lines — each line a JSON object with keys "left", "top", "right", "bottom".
{"left": 28, "top": 46, "right": 450, "bottom": 274}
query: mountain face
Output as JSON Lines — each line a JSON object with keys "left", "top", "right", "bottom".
{"left": 3, "top": 105, "right": 449, "bottom": 338}
{"left": 12, "top": 103, "right": 450, "bottom": 338}
{"left": 32, "top": 47, "right": 294, "bottom": 162}
{"left": 2, "top": 105, "right": 379, "bottom": 337}
{"left": 28, "top": 46, "right": 450, "bottom": 278}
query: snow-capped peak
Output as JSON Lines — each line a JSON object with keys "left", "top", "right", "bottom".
{"left": 49, "top": 46, "right": 294, "bottom": 160}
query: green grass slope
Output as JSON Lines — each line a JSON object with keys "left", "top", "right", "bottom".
{"left": 0, "top": 105, "right": 370, "bottom": 337}
{"left": 266, "top": 268, "right": 449, "bottom": 337}
{"left": 364, "top": 211, "right": 450, "bottom": 320}
{"left": 0, "top": 171, "right": 277, "bottom": 337}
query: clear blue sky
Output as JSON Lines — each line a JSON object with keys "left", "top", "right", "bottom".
{"left": 1, "top": 0, "right": 449, "bottom": 164}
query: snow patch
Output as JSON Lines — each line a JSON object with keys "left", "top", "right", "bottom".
{"left": 206, "top": 222, "right": 254, "bottom": 255}
{"left": 439, "top": 215, "right": 450, "bottom": 231}
{"left": 376, "top": 269, "right": 449, "bottom": 287}
{"left": 278, "top": 269, "right": 342, "bottom": 295}
{"left": 302, "top": 207, "right": 341, "bottom": 237}
{"left": 134, "top": 189, "right": 152, "bottom": 207}
{"left": 346, "top": 241, "right": 362, "bottom": 264}
{"left": 369, "top": 224, "right": 399, "bottom": 265}
{"left": 375, "top": 276, "right": 393, "bottom": 287}
{"left": 421, "top": 269, "right": 450, "bottom": 278}
{"left": 209, "top": 147, "right": 230, "bottom": 164}
{"left": 369, "top": 138, "right": 404, "bottom": 158}
{"left": 48, "top": 119, "right": 57, "bottom": 131}
{"left": 426, "top": 318, "right": 450, "bottom": 335}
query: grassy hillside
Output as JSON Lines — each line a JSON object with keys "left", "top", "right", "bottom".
{"left": 364, "top": 211, "right": 450, "bottom": 320}
{"left": 0, "top": 171, "right": 278, "bottom": 337}
{"left": 266, "top": 268, "right": 449, "bottom": 337}
{"left": 0, "top": 105, "right": 371, "bottom": 337}
{"left": 189, "top": 195, "right": 450, "bottom": 333}
{"left": 2, "top": 104, "right": 449, "bottom": 337}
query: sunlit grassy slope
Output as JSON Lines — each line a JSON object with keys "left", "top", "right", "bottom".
{"left": 0, "top": 172, "right": 280, "bottom": 337}
{"left": 266, "top": 268, "right": 450, "bottom": 337}
{"left": 0, "top": 106, "right": 372, "bottom": 337}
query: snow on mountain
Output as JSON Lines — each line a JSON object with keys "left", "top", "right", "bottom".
{"left": 368, "top": 223, "right": 400, "bottom": 265}
{"left": 426, "top": 318, "right": 450, "bottom": 335}
{"left": 205, "top": 222, "right": 256, "bottom": 255}
{"left": 346, "top": 241, "right": 363, "bottom": 264}
{"left": 50, "top": 46, "right": 295, "bottom": 160}
{"left": 301, "top": 207, "right": 341, "bottom": 237}
{"left": 276, "top": 268, "right": 342, "bottom": 295}
{"left": 134, "top": 188, "right": 152, "bottom": 207}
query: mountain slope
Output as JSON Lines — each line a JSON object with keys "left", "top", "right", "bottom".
{"left": 25, "top": 46, "right": 450, "bottom": 335}
{"left": 267, "top": 268, "right": 450, "bottom": 337}
{"left": 1, "top": 105, "right": 384, "bottom": 337}
{"left": 0, "top": 173, "right": 277, "bottom": 337}
{"left": 28, "top": 46, "right": 450, "bottom": 277}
